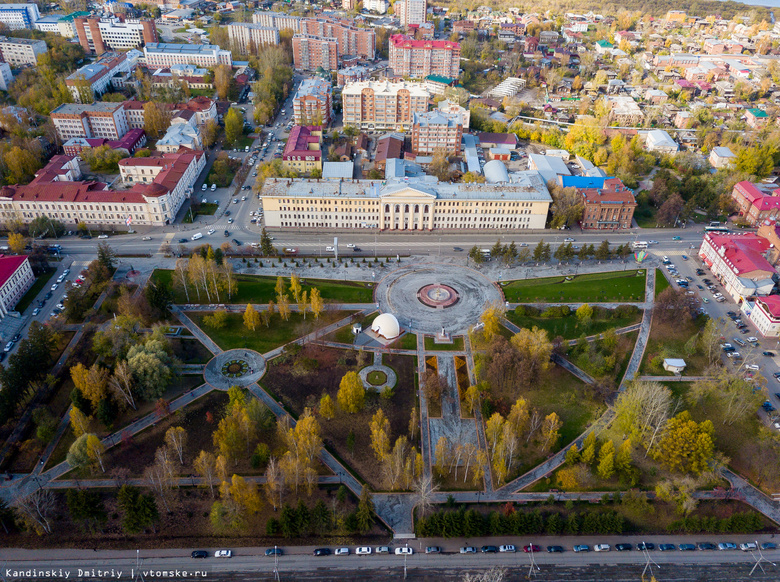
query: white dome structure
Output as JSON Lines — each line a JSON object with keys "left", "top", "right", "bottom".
{"left": 371, "top": 313, "right": 401, "bottom": 339}
{"left": 484, "top": 160, "right": 509, "bottom": 183}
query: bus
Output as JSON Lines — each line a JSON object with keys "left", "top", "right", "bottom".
{"left": 631, "top": 241, "right": 648, "bottom": 250}
{"left": 704, "top": 226, "right": 729, "bottom": 233}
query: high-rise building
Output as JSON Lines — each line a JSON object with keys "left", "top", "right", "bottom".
{"left": 342, "top": 80, "right": 429, "bottom": 131}
{"left": 227, "top": 23, "right": 280, "bottom": 52}
{"left": 299, "top": 17, "right": 375, "bottom": 60}
{"left": 252, "top": 11, "right": 301, "bottom": 32}
{"left": 292, "top": 77, "right": 333, "bottom": 126}
{"left": 411, "top": 110, "right": 463, "bottom": 155}
{"left": 363, "top": 0, "right": 388, "bottom": 14}
{"left": 395, "top": 0, "right": 426, "bottom": 27}
{"left": 389, "top": 34, "right": 459, "bottom": 79}
{"left": 143, "top": 43, "right": 232, "bottom": 69}
{"left": 74, "top": 17, "right": 157, "bottom": 54}
{"left": 34, "top": 11, "right": 90, "bottom": 38}
{"left": 292, "top": 34, "right": 339, "bottom": 72}
{"left": 342, "top": 0, "right": 356, "bottom": 10}
{"left": 0, "top": 35, "right": 47, "bottom": 66}
{"left": 0, "top": 3, "right": 40, "bottom": 31}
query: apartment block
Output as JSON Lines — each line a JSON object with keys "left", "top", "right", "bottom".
{"left": 292, "top": 34, "right": 339, "bottom": 71}
{"left": 411, "top": 110, "right": 462, "bottom": 155}
{"left": 65, "top": 50, "right": 141, "bottom": 103}
{"left": 74, "top": 16, "right": 157, "bottom": 54}
{"left": 395, "top": 0, "right": 426, "bottom": 27}
{"left": 299, "top": 17, "right": 375, "bottom": 60}
{"left": 389, "top": 34, "right": 459, "bottom": 79}
{"left": 143, "top": 43, "right": 232, "bottom": 69}
{"left": 364, "top": 0, "right": 388, "bottom": 14}
{"left": 227, "top": 23, "right": 280, "bottom": 53}
{"left": 0, "top": 35, "right": 47, "bottom": 66}
{"left": 0, "top": 3, "right": 40, "bottom": 31}
{"left": 292, "top": 77, "right": 333, "bottom": 126}
{"left": 342, "top": 80, "right": 430, "bottom": 131}
{"left": 252, "top": 11, "right": 301, "bottom": 32}
{"left": 51, "top": 102, "right": 130, "bottom": 142}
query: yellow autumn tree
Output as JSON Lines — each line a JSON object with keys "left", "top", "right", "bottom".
{"left": 319, "top": 393, "right": 335, "bottom": 420}
{"left": 337, "top": 371, "right": 365, "bottom": 413}
{"left": 243, "top": 303, "right": 260, "bottom": 331}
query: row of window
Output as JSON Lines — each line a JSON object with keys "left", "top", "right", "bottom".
{"left": 279, "top": 221, "right": 533, "bottom": 230}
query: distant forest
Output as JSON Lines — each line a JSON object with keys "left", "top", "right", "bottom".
{"left": 433, "top": 0, "right": 772, "bottom": 23}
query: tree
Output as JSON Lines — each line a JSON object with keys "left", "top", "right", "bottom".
{"left": 143, "top": 101, "right": 172, "bottom": 139}
{"left": 612, "top": 380, "right": 672, "bottom": 454}
{"left": 548, "top": 182, "right": 584, "bottom": 228}
{"left": 464, "top": 384, "right": 482, "bottom": 415}
{"left": 319, "top": 393, "right": 335, "bottom": 420}
{"left": 540, "top": 412, "right": 562, "bottom": 452}
{"left": 290, "top": 273, "right": 302, "bottom": 303}
{"left": 430, "top": 148, "right": 452, "bottom": 181}
{"left": 356, "top": 488, "right": 375, "bottom": 533}
{"left": 224, "top": 108, "right": 243, "bottom": 146}
{"left": 533, "top": 239, "right": 551, "bottom": 262}
{"left": 117, "top": 485, "right": 159, "bottom": 534}
{"left": 656, "top": 192, "right": 684, "bottom": 226}
{"left": 480, "top": 303, "right": 503, "bottom": 340}
{"left": 213, "top": 401, "right": 251, "bottom": 464}
{"left": 595, "top": 240, "right": 611, "bottom": 261}
{"left": 126, "top": 337, "right": 174, "bottom": 401}
{"left": 422, "top": 369, "right": 442, "bottom": 401}
{"left": 309, "top": 287, "right": 324, "bottom": 319}
{"left": 7, "top": 232, "right": 26, "bottom": 254}
{"left": 204, "top": 309, "right": 228, "bottom": 329}
{"left": 510, "top": 326, "right": 553, "bottom": 384}
{"left": 69, "top": 406, "right": 91, "bottom": 438}
{"left": 66, "top": 434, "right": 91, "bottom": 469}
{"left": 70, "top": 363, "right": 109, "bottom": 407}
{"left": 243, "top": 303, "right": 260, "bottom": 331}
{"left": 597, "top": 451, "right": 615, "bottom": 480}
{"left": 165, "top": 426, "right": 188, "bottom": 465}
{"left": 194, "top": 450, "right": 218, "bottom": 497}
{"left": 86, "top": 434, "right": 106, "bottom": 473}
{"left": 96, "top": 242, "right": 116, "bottom": 270}
{"left": 564, "top": 445, "right": 581, "bottom": 466}
{"left": 66, "top": 489, "right": 107, "bottom": 532}
{"left": 370, "top": 408, "right": 391, "bottom": 463}
{"left": 13, "top": 489, "right": 55, "bottom": 535}
{"left": 264, "top": 456, "right": 282, "bottom": 511}
{"left": 202, "top": 119, "right": 219, "bottom": 147}
{"left": 337, "top": 371, "right": 365, "bottom": 413}
{"left": 575, "top": 304, "right": 593, "bottom": 328}
{"left": 214, "top": 64, "right": 234, "bottom": 100}
{"left": 653, "top": 411, "right": 715, "bottom": 475}
{"left": 277, "top": 294, "right": 291, "bottom": 321}
{"left": 654, "top": 287, "right": 697, "bottom": 324}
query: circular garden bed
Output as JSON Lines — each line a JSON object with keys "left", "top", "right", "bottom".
{"left": 221, "top": 359, "right": 249, "bottom": 378}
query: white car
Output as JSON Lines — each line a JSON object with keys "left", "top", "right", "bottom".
{"left": 241, "top": 196, "right": 247, "bottom": 201}
{"left": 499, "top": 545, "right": 516, "bottom": 553}
{"left": 395, "top": 547, "right": 413, "bottom": 555}
{"left": 142, "top": 236, "right": 152, "bottom": 241}
{"left": 347, "top": 243, "right": 355, "bottom": 248}
{"left": 207, "top": 228, "right": 215, "bottom": 235}
{"left": 214, "top": 550, "right": 232, "bottom": 558}
{"left": 56, "top": 275, "right": 64, "bottom": 284}
{"left": 50, "top": 283, "right": 58, "bottom": 291}
{"left": 202, "top": 184, "right": 207, "bottom": 191}
{"left": 97, "top": 234, "right": 108, "bottom": 239}
{"left": 325, "top": 246, "right": 335, "bottom": 252}
{"left": 3, "top": 342, "right": 12, "bottom": 352}
{"left": 594, "top": 544, "right": 611, "bottom": 552}
{"left": 745, "top": 364, "right": 760, "bottom": 371}
{"left": 564, "top": 237, "right": 575, "bottom": 242}
{"left": 739, "top": 542, "right": 758, "bottom": 551}
{"left": 32, "top": 307, "right": 40, "bottom": 316}
{"left": 356, "top": 547, "right": 372, "bottom": 556}
{"left": 747, "top": 337, "right": 758, "bottom": 343}
{"left": 335, "top": 548, "right": 349, "bottom": 556}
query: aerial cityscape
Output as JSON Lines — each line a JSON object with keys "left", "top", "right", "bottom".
{"left": 1, "top": 0, "right": 780, "bottom": 579}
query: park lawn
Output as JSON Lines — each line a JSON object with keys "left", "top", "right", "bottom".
{"left": 231, "top": 135, "right": 254, "bottom": 150}
{"left": 189, "top": 310, "right": 353, "bottom": 354}
{"left": 655, "top": 268, "right": 670, "bottom": 297}
{"left": 639, "top": 316, "right": 708, "bottom": 376}
{"left": 502, "top": 270, "right": 646, "bottom": 303}
{"left": 396, "top": 332, "right": 418, "bottom": 350}
{"left": 152, "top": 269, "right": 375, "bottom": 304}
{"left": 17, "top": 268, "right": 57, "bottom": 314}
{"left": 505, "top": 311, "right": 642, "bottom": 340}
{"left": 424, "top": 336, "right": 465, "bottom": 351}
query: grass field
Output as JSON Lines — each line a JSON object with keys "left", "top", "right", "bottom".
{"left": 153, "top": 270, "right": 374, "bottom": 304}
{"left": 655, "top": 268, "right": 671, "bottom": 297}
{"left": 16, "top": 268, "right": 56, "bottom": 314}
{"left": 366, "top": 370, "right": 387, "bottom": 386}
{"left": 397, "top": 333, "right": 418, "bottom": 350}
{"left": 639, "top": 316, "right": 708, "bottom": 376}
{"left": 423, "top": 336, "right": 465, "bottom": 351}
{"left": 189, "top": 310, "right": 352, "bottom": 354}
{"left": 502, "top": 270, "right": 646, "bottom": 302}
{"left": 505, "top": 311, "right": 642, "bottom": 340}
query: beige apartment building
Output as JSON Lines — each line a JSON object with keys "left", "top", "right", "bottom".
{"left": 389, "top": 34, "right": 460, "bottom": 79}
{"left": 227, "top": 23, "right": 280, "bottom": 52}
{"left": 260, "top": 173, "right": 551, "bottom": 231}
{"left": 51, "top": 102, "right": 130, "bottom": 141}
{"left": 411, "top": 110, "right": 463, "bottom": 154}
{"left": 0, "top": 35, "right": 47, "bottom": 66}
{"left": 342, "top": 80, "right": 430, "bottom": 131}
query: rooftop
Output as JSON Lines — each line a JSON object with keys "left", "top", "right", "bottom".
{"left": 52, "top": 102, "right": 125, "bottom": 116}
{"left": 389, "top": 34, "right": 460, "bottom": 50}
{"left": 0, "top": 255, "right": 28, "bottom": 288}
{"left": 145, "top": 43, "right": 224, "bottom": 54}
{"left": 706, "top": 232, "right": 775, "bottom": 277}
{"left": 283, "top": 125, "right": 322, "bottom": 159}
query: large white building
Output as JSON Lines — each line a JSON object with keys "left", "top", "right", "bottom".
{"left": 698, "top": 232, "right": 777, "bottom": 302}
{"left": 143, "top": 43, "right": 232, "bottom": 69}
{"left": 0, "top": 3, "right": 40, "bottom": 30}
{"left": 252, "top": 11, "right": 301, "bottom": 32}
{"left": 51, "top": 102, "right": 130, "bottom": 141}
{"left": 74, "top": 17, "right": 158, "bottom": 54}
{"left": 0, "top": 255, "right": 34, "bottom": 317}
{"left": 395, "top": 0, "right": 426, "bottom": 26}
{"left": 227, "top": 23, "right": 280, "bottom": 52}
{"left": 0, "top": 62, "right": 13, "bottom": 91}
{"left": 260, "top": 172, "right": 551, "bottom": 231}
{"left": 342, "top": 79, "right": 430, "bottom": 130}
{"left": 364, "top": 0, "right": 388, "bottom": 13}
{"left": 0, "top": 36, "right": 47, "bottom": 66}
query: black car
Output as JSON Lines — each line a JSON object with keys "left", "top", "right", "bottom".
{"left": 453, "top": 247, "right": 463, "bottom": 251}
{"left": 0, "top": 352, "right": 6, "bottom": 363}
{"left": 762, "top": 401, "right": 775, "bottom": 412}
{"left": 44, "top": 291, "right": 52, "bottom": 300}
{"left": 636, "top": 542, "right": 655, "bottom": 551}
{"left": 764, "top": 351, "right": 776, "bottom": 357}
{"left": 265, "top": 548, "right": 283, "bottom": 556}
{"left": 224, "top": 210, "right": 231, "bottom": 216}
{"left": 224, "top": 230, "right": 229, "bottom": 237}
{"left": 313, "top": 548, "right": 331, "bottom": 556}
{"left": 659, "top": 544, "right": 676, "bottom": 551}
{"left": 615, "top": 544, "right": 632, "bottom": 551}
{"left": 191, "top": 551, "right": 208, "bottom": 559}
{"left": 232, "top": 239, "right": 242, "bottom": 246}
{"left": 12, "top": 334, "right": 21, "bottom": 342}
{"left": 178, "top": 238, "right": 188, "bottom": 244}
{"left": 546, "top": 546, "right": 564, "bottom": 553}
{"left": 480, "top": 546, "right": 498, "bottom": 553}
{"left": 698, "top": 543, "right": 717, "bottom": 551}
{"left": 679, "top": 544, "right": 696, "bottom": 551}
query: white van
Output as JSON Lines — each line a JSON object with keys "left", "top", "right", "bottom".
{"left": 210, "top": 184, "right": 217, "bottom": 191}
{"left": 191, "top": 233, "right": 203, "bottom": 241}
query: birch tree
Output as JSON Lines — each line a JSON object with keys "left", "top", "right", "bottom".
{"left": 108, "top": 360, "right": 136, "bottom": 410}
{"left": 86, "top": 434, "right": 106, "bottom": 473}
{"left": 310, "top": 287, "right": 324, "bottom": 319}
{"left": 13, "top": 489, "right": 55, "bottom": 534}
{"left": 298, "top": 290, "right": 308, "bottom": 320}
{"left": 165, "top": 426, "right": 188, "bottom": 465}
{"left": 541, "top": 412, "right": 562, "bottom": 452}
{"left": 277, "top": 294, "right": 291, "bottom": 321}
{"left": 174, "top": 258, "right": 190, "bottom": 302}
{"left": 290, "top": 273, "right": 302, "bottom": 303}
{"left": 194, "top": 450, "right": 218, "bottom": 497}
{"left": 264, "top": 456, "right": 282, "bottom": 511}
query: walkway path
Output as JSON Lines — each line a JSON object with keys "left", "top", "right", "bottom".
{"left": 169, "top": 305, "right": 221, "bottom": 354}
{"left": 416, "top": 333, "right": 432, "bottom": 483}
{"left": 638, "top": 375, "right": 711, "bottom": 382}
{"left": 32, "top": 405, "right": 72, "bottom": 478}
{"left": 619, "top": 268, "right": 656, "bottom": 391}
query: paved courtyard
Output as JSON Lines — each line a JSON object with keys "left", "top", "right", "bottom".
{"left": 203, "top": 348, "right": 266, "bottom": 389}
{"left": 375, "top": 264, "right": 503, "bottom": 335}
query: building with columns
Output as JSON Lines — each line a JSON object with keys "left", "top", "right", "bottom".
{"left": 259, "top": 172, "right": 551, "bottom": 231}
{"left": 0, "top": 255, "right": 34, "bottom": 317}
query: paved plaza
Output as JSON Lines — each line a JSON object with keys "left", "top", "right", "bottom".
{"left": 203, "top": 348, "right": 267, "bottom": 389}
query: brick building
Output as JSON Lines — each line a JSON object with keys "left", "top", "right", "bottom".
{"left": 411, "top": 110, "right": 463, "bottom": 154}
{"left": 281, "top": 126, "right": 322, "bottom": 174}
{"left": 74, "top": 16, "right": 157, "bottom": 54}
{"left": 342, "top": 80, "right": 429, "bottom": 131}
{"left": 292, "top": 77, "right": 332, "bottom": 126}
{"left": 560, "top": 176, "right": 636, "bottom": 230}
{"left": 292, "top": 33, "right": 339, "bottom": 71}
{"left": 389, "top": 34, "right": 459, "bottom": 79}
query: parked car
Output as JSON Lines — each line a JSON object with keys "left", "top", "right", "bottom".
{"left": 739, "top": 542, "right": 757, "bottom": 551}
{"left": 499, "top": 545, "right": 516, "bottom": 553}
{"left": 265, "top": 548, "right": 283, "bottom": 556}
{"left": 376, "top": 546, "right": 390, "bottom": 554}
{"left": 481, "top": 546, "right": 498, "bottom": 553}
{"left": 636, "top": 542, "right": 655, "bottom": 551}
{"left": 698, "top": 543, "right": 717, "bottom": 551}
{"left": 659, "top": 544, "right": 676, "bottom": 551}
{"left": 460, "top": 547, "right": 477, "bottom": 554}
{"left": 761, "top": 543, "right": 777, "bottom": 550}
{"left": 679, "top": 544, "right": 696, "bottom": 551}
{"left": 594, "top": 544, "right": 611, "bottom": 552}
{"left": 615, "top": 544, "right": 632, "bottom": 551}
{"left": 395, "top": 547, "right": 413, "bottom": 555}
{"left": 313, "top": 548, "right": 331, "bottom": 556}
{"left": 425, "top": 546, "right": 441, "bottom": 554}
{"left": 546, "top": 546, "right": 565, "bottom": 553}
{"left": 356, "top": 547, "right": 372, "bottom": 556}
{"left": 573, "top": 545, "right": 590, "bottom": 553}
{"left": 214, "top": 550, "right": 232, "bottom": 558}
{"left": 191, "top": 551, "right": 208, "bottom": 559}
{"left": 523, "top": 545, "right": 542, "bottom": 553}
{"left": 718, "top": 542, "right": 737, "bottom": 551}
{"left": 335, "top": 547, "right": 349, "bottom": 556}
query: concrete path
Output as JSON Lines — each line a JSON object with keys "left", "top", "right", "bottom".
{"left": 358, "top": 351, "right": 397, "bottom": 392}
{"left": 638, "top": 375, "right": 711, "bottom": 382}
{"left": 551, "top": 353, "right": 596, "bottom": 386}
{"left": 169, "top": 305, "right": 221, "bottom": 354}
{"left": 32, "top": 405, "right": 72, "bottom": 478}
{"left": 619, "top": 268, "right": 656, "bottom": 391}
{"left": 720, "top": 468, "right": 780, "bottom": 526}
{"left": 416, "top": 333, "right": 432, "bottom": 483}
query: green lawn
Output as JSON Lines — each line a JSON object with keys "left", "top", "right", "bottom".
{"left": 16, "top": 268, "right": 56, "bottom": 314}
{"left": 502, "top": 270, "right": 646, "bottom": 303}
{"left": 397, "top": 332, "right": 417, "bottom": 350}
{"left": 366, "top": 370, "right": 387, "bottom": 386}
{"left": 230, "top": 135, "right": 255, "bottom": 150}
{"left": 423, "top": 336, "right": 464, "bottom": 351}
{"left": 152, "top": 270, "right": 374, "bottom": 304}
{"left": 189, "top": 310, "right": 352, "bottom": 354}
{"left": 655, "top": 268, "right": 670, "bottom": 297}
{"left": 634, "top": 201, "right": 659, "bottom": 228}
{"left": 189, "top": 88, "right": 214, "bottom": 98}
{"left": 505, "top": 311, "right": 642, "bottom": 340}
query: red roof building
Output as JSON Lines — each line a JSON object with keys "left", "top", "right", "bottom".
{"left": 281, "top": 126, "right": 322, "bottom": 173}
{"left": 731, "top": 181, "right": 780, "bottom": 225}
{"left": 389, "top": 34, "right": 460, "bottom": 79}
{"left": 0, "top": 255, "right": 34, "bottom": 316}
{"left": 699, "top": 232, "right": 777, "bottom": 302}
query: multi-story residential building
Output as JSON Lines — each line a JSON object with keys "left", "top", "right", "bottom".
{"left": 281, "top": 125, "right": 322, "bottom": 174}
{"left": 0, "top": 3, "right": 40, "bottom": 31}
{"left": 65, "top": 50, "right": 141, "bottom": 103}
{"left": 411, "top": 110, "right": 463, "bottom": 154}
{"left": 299, "top": 17, "right": 375, "bottom": 60}
{"left": 260, "top": 171, "right": 551, "bottom": 231}
{"left": 292, "top": 77, "right": 332, "bottom": 126}
{"left": 666, "top": 10, "right": 687, "bottom": 24}
{"left": 424, "top": 74, "right": 455, "bottom": 95}
{"left": 337, "top": 65, "right": 370, "bottom": 87}
{"left": 0, "top": 151, "right": 206, "bottom": 227}
{"left": 292, "top": 34, "right": 339, "bottom": 71}
{"left": 0, "top": 62, "right": 13, "bottom": 91}
{"left": 74, "top": 17, "right": 157, "bottom": 54}
{"left": 342, "top": 0, "right": 356, "bottom": 10}
{"left": 143, "top": 43, "right": 232, "bottom": 69}
{"left": 437, "top": 99, "right": 469, "bottom": 128}
{"left": 252, "top": 11, "right": 301, "bottom": 32}
{"left": 34, "top": 11, "right": 90, "bottom": 37}
{"left": 122, "top": 96, "right": 217, "bottom": 129}
{"left": 389, "top": 34, "right": 460, "bottom": 79}
{"left": 342, "top": 80, "right": 429, "bottom": 131}
{"left": 608, "top": 96, "right": 643, "bottom": 125}
{"left": 227, "top": 23, "right": 280, "bottom": 53}
{"left": 395, "top": 0, "right": 426, "bottom": 27}
{"left": 51, "top": 102, "right": 130, "bottom": 142}
{"left": 0, "top": 255, "right": 34, "bottom": 317}
{"left": 0, "top": 36, "right": 46, "bottom": 66}
{"left": 731, "top": 181, "right": 780, "bottom": 225}
{"left": 560, "top": 176, "right": 636, "bottom": 230}
{"left": 363, "top": 0, "right": 388, "bottom": 14}
{"left": 699, "top": 232, "right": 776, "bottom": 302}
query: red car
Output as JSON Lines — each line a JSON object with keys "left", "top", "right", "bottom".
{"left": 523, "top": 545, "right": 542, "bottom": 553}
